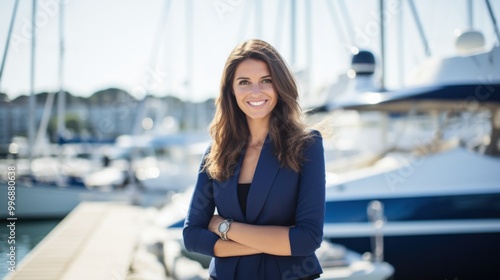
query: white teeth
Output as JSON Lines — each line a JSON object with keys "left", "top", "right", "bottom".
{"left": 249, "top": 101, "right": 265, "bottom": 106}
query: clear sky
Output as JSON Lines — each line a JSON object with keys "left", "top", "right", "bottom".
{"left": 0, "top": 0, "right": 499, "bottom": 103}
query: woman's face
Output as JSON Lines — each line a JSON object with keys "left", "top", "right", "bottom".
{"left": 232, "top": 59, "right": 278, "bottom": 122}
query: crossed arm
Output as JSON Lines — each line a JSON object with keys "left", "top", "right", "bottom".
{"left": 208, "top": 215, "right": 292, "bottom": 257}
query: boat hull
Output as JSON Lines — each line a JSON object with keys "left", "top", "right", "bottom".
{"left": 0, "top": 182, "right": 134, "bottom": 219}
{"left": 328, "top": 232, "right": 500, "bottom": 280}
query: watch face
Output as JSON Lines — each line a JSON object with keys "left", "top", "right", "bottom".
{"left": 219, "top": 222, "right": 228, "bottom": 232}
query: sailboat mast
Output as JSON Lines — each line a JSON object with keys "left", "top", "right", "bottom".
{"left": 379, "top": 0, "right": 386, "bottom": 91}
{"left": 28, "top": 0, "right": 37, "bottom": 177}
{"left": 0, "top": 0, "right": 20, "bottom": 91}
{"left": 397, "top": 0, "right": 404, "bottom": 86}
{"left": 57, "top": 0, "right": 66, "bottom": 145}
{"left": 255, "top": 0, "right": 262, "bottom": 38}
{"left": 305, "top": 0, "right": 312, "bottom": 97}
{"left": 467, "top": 0, "right": 474, "bottom": 28}
{"left": 185, "top": 0, "right": 197, "bottom": 130}
{"left": 290, "top": 0, "right": 296, "bottom": 66}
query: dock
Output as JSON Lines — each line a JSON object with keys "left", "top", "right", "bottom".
{"left": 5, "top": 202, "right": 147, "bottom": 280}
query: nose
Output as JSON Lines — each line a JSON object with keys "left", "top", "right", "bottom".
{"left": 251, "top": 83, "right": 261, "bottom": 94}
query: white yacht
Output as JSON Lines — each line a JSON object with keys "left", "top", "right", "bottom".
{"left": 321, "top": 26, "right": 500, "bottom": 279}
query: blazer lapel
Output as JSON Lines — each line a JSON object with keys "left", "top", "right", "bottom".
{"left": 214, "top": 152, "right": 246, "bottom": 222}
{"left": 246, "top": 137, "right": 280, "bottom": 224}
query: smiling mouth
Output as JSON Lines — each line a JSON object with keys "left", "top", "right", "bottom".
{"left": 248, "top": 100, "right": 266, "bottom": 107}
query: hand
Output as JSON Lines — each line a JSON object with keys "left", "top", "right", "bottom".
{"left": 209, "top": 214, "right": 225, "bottom": 235}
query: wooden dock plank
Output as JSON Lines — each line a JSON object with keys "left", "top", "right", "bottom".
{"left": 5, "top": 202, "right": 146, "bottom": 280}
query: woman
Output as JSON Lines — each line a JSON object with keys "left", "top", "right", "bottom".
{"left": 183, "top": 39, "right": 325, "bottom": 280}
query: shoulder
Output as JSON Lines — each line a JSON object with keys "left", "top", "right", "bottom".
{"left": 302, "top": 129, "right": 324, "bottom": 157}
{"left": 205, "top": 142, "right": 213, "bottom": 154}
{"left": 199, "top": 142, "right": 213, "bottom": 169}
{"left": 307, "top": 129, "right": 322, "bottom": 139}
{"left": 305, "top": 129, "right": 323, "bottom": 147}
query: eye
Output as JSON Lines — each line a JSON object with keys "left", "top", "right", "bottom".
{"left": 262, "top": 78, "right": 272, "bottom": 84}
{"left": 238, "top": 80, "right": 250, "bottom": 85}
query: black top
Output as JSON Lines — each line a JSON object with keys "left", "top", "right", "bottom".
{"left": 237, "top": 183, "right": 251, "bottom": 216}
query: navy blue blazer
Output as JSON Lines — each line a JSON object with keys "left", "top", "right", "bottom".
{"left": 183, "top": 130, "right": 325, "bottom": 280}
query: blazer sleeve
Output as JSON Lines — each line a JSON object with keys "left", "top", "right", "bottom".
{"left": 289, "top": 130, "right": 326, "bottom": 256}
{"left": 182, "top": 147, "right": 220, "bottom": 257}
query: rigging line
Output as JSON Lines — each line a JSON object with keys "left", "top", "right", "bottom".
{"left": 133, "top": 0, "right": 171, "bottom": 133}
{"left": 237, "top": 0, "right": 253, "bottom": 42}
{"left": 35, "top": 0, "right": 63, "bottom": 154}
{"left": 273, "top": 0, "right": 284, "bottom": 50}
{"left": 407, "top": 0, "right": 431, "bottom": 57}
{"left": 485, "top": 0, "right": 500, "bottom": 46}
{"left": 324, "top": 0, "right": 351, "bottom": 65}
{"left": 337, "top": 0, "right": 356, "bottom": 47}
{"left": 132, "top": 0, "right": 172, "bottom": 136}
{"left": 255, "top": 0, "right": 262, "bottom": 38}
{"left": 290, "top": 0, "right": 296, "bottom": 66}
{"left": 0, "top": 0, "right": 20, "bottom": 92}
{"left": 148, "top": 0, "right": 172, "bottom": 69}
{"left": 324, "top": 0, "right": 350, "bottom": 46}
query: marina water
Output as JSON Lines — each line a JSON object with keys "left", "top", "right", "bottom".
{"left": 1, "top": 219, "right": 60, "bottom": 278}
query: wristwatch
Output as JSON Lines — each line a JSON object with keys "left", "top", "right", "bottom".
{"left": 218, "top": 219, "right": 233, "bottom": 241}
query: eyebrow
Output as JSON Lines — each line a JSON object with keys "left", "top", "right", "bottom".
{"left": 235, "top": 75, "right": 272, "bottom": 80}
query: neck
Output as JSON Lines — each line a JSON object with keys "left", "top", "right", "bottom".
{"left": 247, "top": 118, "right": 269, "bottom": 147}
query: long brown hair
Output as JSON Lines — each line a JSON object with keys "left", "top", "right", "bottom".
{"left": 204, "top": 39, "right": 313, "bottom": 181}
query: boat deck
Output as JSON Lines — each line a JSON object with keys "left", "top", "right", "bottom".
{"left": 4, "top": 202, "right": 146, "bottom": 280}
